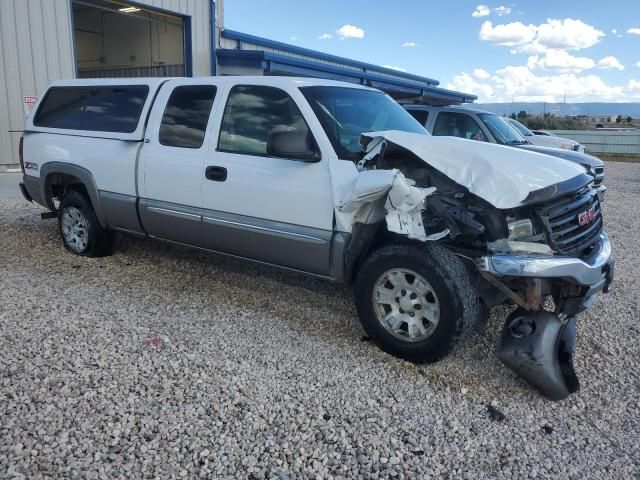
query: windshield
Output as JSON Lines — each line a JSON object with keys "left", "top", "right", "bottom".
{"left": 478, "top": 113, "right": 527, "bottom": 145}
{"left": 300, "top": 86, "right": 427, "bottom": 160}
{"left": 508, "top": 118, "right": 534, "bottom": 136}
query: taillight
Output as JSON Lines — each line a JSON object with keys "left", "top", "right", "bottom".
{"left": 19, "top": 136, "right": 25, "bottom": 173}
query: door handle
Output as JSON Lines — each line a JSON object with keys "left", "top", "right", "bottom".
{"left": 205, "top": 166, "right": 227, "bottom": 182}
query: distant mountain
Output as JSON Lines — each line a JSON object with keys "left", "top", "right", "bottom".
{"left": 473, "top": 102, "right": 640, "bottom": 118}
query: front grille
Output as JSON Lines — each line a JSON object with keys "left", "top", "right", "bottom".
{"left": 593, "top": 166, "right": 604, "bottom": 187}
{"left": 537, "top": 187, "right": 603, "bottom": 256}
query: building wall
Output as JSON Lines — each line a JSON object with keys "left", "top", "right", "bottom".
{"left": 0, "top": 0, "right": 217, "bottom": 169}
{"left": 0, "top": 0, "right": 76, "bottom": 170}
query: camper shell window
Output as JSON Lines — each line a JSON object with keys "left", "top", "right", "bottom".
{"left": 34, "top": 85, "right": 149, "bottom": 133}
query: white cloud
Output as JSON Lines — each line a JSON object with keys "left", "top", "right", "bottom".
{"left": 533, "top": 19, "right": 605, "bottom": 52}
{"left": 597, "top": 56, "right": 625, "bottom": 70}
{"left": 494, "top": 6, "right": 512, "bottom": 16}
{"left": 290, "top": 36, "right": 297, "bottom": 41}
{"left": 473, "top": 68, "right": 491, "bottom": 79}
{"left": 473, "top": 5, "right": 512, "bottom": 18}
{"left": 480, "top": 20, "right": 537, "bottom": 46}
{"left": 628, "top": 28, "right": 640, "bottom": 35}
{"left": 336, "top": 24, "right": 364, "bottom": 39}
{"left": 628, "top": 79, "right": 640, "bottom": 97}
{"left": 612, "top": 29, "right": 618, "bottom": 34}
{"left": 447, "top": 65, "right": 632, "bottom": 102}
{"left": 493, "top": 66, "right": 623, "bottom": 101}
{"left": 636, "top": 61, "right": 640, "bottom": 68}
{"left": 480, "top": 18, "right": 605, "bottom": 53}
{"left": 527, "top": 50, "right": 596, "bottom": 73}
{"left": 318, "top": 33, "right": 332, "bottom": 40}
{"left": 447, "top": 72, "right": 495, "bottom": 98}
{"left": 472, "top": 5, "right": 491, "bottom": 17}
{"left": 383, "top": 65, "right": 407, "bottom": 72}
{"left": 402, "top": 41, "right": 419, "bottom": 47}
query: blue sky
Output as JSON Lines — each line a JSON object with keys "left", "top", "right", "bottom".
{"left": 224, "top": 0, "right": 640, "bottom": 102}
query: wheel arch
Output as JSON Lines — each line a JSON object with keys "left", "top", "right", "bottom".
{"left": 40, "top": 162, "right": 107, "bottom": 228}
{"left": 344, "top": 222, "right": 420, "bottom": 285}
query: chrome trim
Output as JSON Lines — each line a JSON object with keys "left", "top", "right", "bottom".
{"left": 202, "top": 215, "right": 328, "bottom": 244}
{"left": 478, "top": 232, "right": 612, "bottom": 287}
{"left": 148, "top": 206, "right": 202, "bottom": 221}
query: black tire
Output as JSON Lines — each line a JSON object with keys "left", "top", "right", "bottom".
{"left": 58, "top": 189, "right": 114, "bottom": 257}
{"left": 354, "top": 243, "right": 481, "bottom": 363}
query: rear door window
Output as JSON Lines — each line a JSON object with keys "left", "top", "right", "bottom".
{"left": 158, "top": 85, "right": 217, "bottom": 149}
{"left": 407, "top": 109, "right": 429, "bottom": 127}
{"left": 34, "top": 86, "right": 149, "bottom": 133}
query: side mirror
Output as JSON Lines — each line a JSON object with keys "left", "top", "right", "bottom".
{"left": 266, "top": 130, "right": 320, "bottom": 162}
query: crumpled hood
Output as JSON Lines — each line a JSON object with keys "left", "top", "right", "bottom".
{"left": 362, "top": 130, "right": 588, "bottom": 209}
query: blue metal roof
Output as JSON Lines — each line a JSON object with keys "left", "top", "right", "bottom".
{"left": 218, "top": 30, "right": 476, "bottom": 105}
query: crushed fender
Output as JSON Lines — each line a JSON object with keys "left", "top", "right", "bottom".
{"left": 338, "top": 169, "right": 446, "bottom": 242}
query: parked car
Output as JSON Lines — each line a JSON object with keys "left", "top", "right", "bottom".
{"left": 507, "top": 118, "right": 585, "bottom": 153}
{"left": 19, "top": 77, "right": 614, "bottom": 400}
{"left": 531, "top": 130, "right": 557, "bottom": 137}
{"left": 404, "top": 105, "right": 604, "bottom": 196}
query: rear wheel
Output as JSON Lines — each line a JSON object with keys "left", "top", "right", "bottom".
{"left": 354, "top": 243, "right": 480, "bottom": 363}
{"left": 58, "top": 189, "right": 114, "bottom": 257}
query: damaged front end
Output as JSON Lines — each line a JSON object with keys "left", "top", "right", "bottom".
{"left": 340, "top": 131, "right": 614, "bottom": 400}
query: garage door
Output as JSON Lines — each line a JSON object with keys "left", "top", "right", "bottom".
{"left": 72, "top": 0, "right": 189, "bottom": 78}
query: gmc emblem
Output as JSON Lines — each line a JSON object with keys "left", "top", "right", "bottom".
{"left": 578, "top": 206, "right": 597, "bottom": 226}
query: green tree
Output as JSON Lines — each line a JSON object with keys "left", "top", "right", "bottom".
{"left": 517, "top": 110, "right": 528, "bottom": 120}
{"left": 627, "top": 116, "right": 633, "bottom": 124}
{"left": 616, "top": 115, "right": 622, "bottom": 124}
{"left": 509, "top": 113, "right": 517, "bottom": 120}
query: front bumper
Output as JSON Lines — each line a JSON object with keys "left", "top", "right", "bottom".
{"left": 478, "top": 232, "right": 613, "bottom": 288}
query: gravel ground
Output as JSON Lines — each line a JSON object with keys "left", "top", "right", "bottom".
{"left": 1, "top": 165, "right": 639, "bottom": 479}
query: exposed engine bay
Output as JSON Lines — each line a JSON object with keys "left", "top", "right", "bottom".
{"left": 337, "top": 130, "right": 613, "bottom": 400}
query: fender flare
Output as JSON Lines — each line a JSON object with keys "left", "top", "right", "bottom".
{"left": 39, "top": 162, "right": 108, "bottom": 228}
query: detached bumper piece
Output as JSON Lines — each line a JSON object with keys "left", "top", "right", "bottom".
{"left": 497, "top": 308, "right": 579, "bottom": 401}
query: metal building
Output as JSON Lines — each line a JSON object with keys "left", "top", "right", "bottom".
{"left": 0, "top": 0, "right": 473, "bottom": 171}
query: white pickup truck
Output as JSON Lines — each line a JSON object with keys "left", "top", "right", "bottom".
{"left": 19, "top": 76, "right": 614, "bottom": 399}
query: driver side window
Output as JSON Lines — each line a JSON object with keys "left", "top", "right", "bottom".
{"left": 433, "top": 112, "right": 486, "bottom": 142}
{"left": 218, "top": 85, "right": 311, "bottom": 156}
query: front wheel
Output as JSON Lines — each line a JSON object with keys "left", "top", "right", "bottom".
{"left": 58, "top": 189, "right": 114, "bottom": 257}
{"left": 354, "top": 243, "right": 480, "bottom": 363}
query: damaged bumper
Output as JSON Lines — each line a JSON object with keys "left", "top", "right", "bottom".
{"left": 479, "top": 232, "right": 613, "bottom": 400}
{"left": 479, "top": 232, "right": 614, "bottom": 309}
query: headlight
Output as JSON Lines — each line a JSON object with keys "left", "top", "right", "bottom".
{"left": 559, "top": 144, "right": 572, "bottom": 150}
{"left": 508, "top": 219, "right": 534, "bottom": 240}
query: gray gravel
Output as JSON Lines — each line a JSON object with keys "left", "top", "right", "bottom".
{"left": 1, "top": 164, "right": 639, "bottom": 479}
